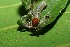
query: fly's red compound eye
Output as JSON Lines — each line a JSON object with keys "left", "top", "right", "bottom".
{"left": 32, "top": 18, "right": 39, "bottom": 27}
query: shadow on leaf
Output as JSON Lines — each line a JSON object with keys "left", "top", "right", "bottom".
{"left": 18, "top": 4, "right": 29, "bottom": 17}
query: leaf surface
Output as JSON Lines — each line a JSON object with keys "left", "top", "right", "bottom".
{"left": 0, "top": 0, "right": 70, "bottom": 47}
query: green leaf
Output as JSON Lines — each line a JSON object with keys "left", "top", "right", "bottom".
{"left": 0, "top": 0, "right": 70, "bottom": 47}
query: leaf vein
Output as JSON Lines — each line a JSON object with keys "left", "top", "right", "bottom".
{"left": 0, "top": 25, "right": 18, "bottom": 31}
{"left": 65, "top": 12, "right": 70, "bottom": 13}
{"left": 0, "top": 2, "right": 22, "bottom": 9}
